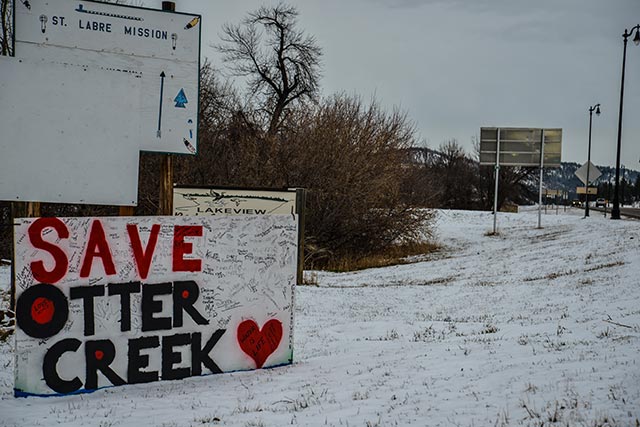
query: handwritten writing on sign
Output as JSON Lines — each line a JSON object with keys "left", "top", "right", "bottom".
{"left": 13, "top": 215, "right": 298, "bottom": 397}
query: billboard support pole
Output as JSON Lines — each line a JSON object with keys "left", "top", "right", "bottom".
{"left": 492, "top": 128, "right": 501, "bottom": 234}
{"left": 160, "top": 155, "right": 174, "bottom": 215}
{"left": 9, "top": 203, "right": 25, "bottom": 313}
{"left": 537, "top": 129, "right": 545, "bottom": 229}
{"left": 159, "top": 1, "right": 176, "bottom": 216}
{"left": 119, "top": 206, "right": 135, "bottom": 216}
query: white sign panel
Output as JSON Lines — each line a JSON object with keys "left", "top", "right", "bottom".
{"left": 574, "top": 161, "right": 602, "bottom": 185}
{"left": 173, "top": 187, "right": 298, "bottom": 216}
{"left": 0, "top": 57, "right": 140, "bottom": 205}
{"left": 14, "top": 0, "right": 201, "bottom": 154}
{"left": 14, "top": 215, "right": 298, "bottom": 396}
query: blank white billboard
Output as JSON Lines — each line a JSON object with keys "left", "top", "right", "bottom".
{"left": 0, "top": 57, "right": 141, "bottom": 205}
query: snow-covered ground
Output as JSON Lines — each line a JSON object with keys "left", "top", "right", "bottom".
{"left": 1, "top": 208, "right": 639, "bottom": 426}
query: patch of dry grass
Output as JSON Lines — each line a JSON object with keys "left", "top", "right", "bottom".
{"left": 524, "top": 269, "right": 578, "bottom": 282}
{"left": 524, "top": 260, "right": 626, "bottom": 283}
{"left": 321, "top": 241, "right": 440, "bottom": 272}
{"left": 584, "top": 261, "right": 625, "bottom": 272}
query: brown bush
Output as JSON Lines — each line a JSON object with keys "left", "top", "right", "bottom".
{"left": 279, "top": 95, "right": 434, "bottom": 266}
{"left": 165, "top": 88, "right": 435, "bottom": 268}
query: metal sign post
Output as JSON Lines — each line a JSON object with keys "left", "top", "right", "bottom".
{"left": 538, "top": 129, "right": 545, "bottom": 229}
{"left": 574, "top": 161, "right": 602, "bottom": 218}
{"left": 492, "top": 129, "right": 501, "bottom": 234}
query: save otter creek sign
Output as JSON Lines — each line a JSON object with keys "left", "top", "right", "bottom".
{"left": 13, "top": 215, "right": 297, "bottom": 397}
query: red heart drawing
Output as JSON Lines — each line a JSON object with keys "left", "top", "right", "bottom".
{"left": 237, "top": 319, "right": 283, "bottom": 368}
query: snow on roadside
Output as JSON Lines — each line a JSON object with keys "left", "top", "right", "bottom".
{"left": 0, "top": 208, "right": 639, "bottom": 426}
{"left": 0, "top": 264, "right": 9, "bottom": 293}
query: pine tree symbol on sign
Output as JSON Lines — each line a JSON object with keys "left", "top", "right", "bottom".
{"left": 174, "top": 89, "right": 188, "bottom": 108}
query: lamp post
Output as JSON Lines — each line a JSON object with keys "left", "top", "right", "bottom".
{"left": 584, "top": 104, "right": 600, "bottom": 217}
{"left": 611, "top": 24, "right": 640, "bottom": 220}
{"left": 621, "top": 164, "right": 626, "bottom": 206}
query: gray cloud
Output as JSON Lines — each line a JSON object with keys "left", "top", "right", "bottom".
{"left": 179, "top": 0, "right": 639, "bottom": 167}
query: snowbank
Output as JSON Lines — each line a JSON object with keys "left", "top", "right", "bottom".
{"left": 1, "top": 208, "right": 639, "bottom": 426}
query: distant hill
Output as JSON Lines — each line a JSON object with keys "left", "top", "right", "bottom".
{"left": 543, "top": 162, "right": 639, "bottom": 200}
{"left": 404, "top": 146, "right": 639, "bottom": 205}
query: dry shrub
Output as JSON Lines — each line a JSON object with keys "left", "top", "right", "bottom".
{"left": 282, "top": 95, "right": 435, "bottom": 267}
{"left": 321, "top": 241, "right": 440, "bottom": 272}
{"left": 169, "top": 87, "right": 436, "bottom": 268}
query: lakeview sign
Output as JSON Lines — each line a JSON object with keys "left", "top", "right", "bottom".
{"left": 173, "top": 187, "right": 298, "bottom": 217}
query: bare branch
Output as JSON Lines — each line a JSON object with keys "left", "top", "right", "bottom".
{"left": 216, "top": 3, "right": 322, "bottom": 137}
{"left": 1, "top": 0, "right": 14, "bottom": 56}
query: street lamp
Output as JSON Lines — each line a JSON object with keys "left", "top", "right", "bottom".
{"left": 584, "top": 103, "right": 600, "bottom": 217}
{"left": 611, "top": 24, "right": 640, "bottom": 220}
{"left": 621, "top": 164, "right": 626, "bottom": 206}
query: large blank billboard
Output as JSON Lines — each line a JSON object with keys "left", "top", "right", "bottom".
{"left": 0, "top": 57, "right": 141, "bottom": 205}
{"left": 479, "top": 127, "right": 562, "bottom": 167}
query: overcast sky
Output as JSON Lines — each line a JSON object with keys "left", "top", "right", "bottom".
{"left": 165, "top": 0, "right": 639, "bottom": 168}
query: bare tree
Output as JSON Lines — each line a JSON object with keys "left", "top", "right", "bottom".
{"left": 280, "top": 94, "right": 433, "bottom": 265}
{"left": 473, "top": 143, "right": 537, "bottom": 210}
{"left": 1, "top": 0, "right": 13, "bottom": 56}
{"left": 217, "top": 3, "right": 322, "bottom": 137}
{"left": 429, "top": 139, "right": 476, "bottom": 209}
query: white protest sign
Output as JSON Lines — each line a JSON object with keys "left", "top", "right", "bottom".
{"left": 14, "top": 215, "right": 297, "bottom": 396}
{"left": 0, "top": 57, "right": 141, "bottom": 205}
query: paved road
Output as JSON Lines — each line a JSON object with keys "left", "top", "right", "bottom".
{"left": 590, "top": 206, "right": 640, "bottom": 219}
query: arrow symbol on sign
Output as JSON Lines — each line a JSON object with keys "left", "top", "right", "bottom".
{"left": 174, "top": 89, "right": 188, "bottom": 108}
{"left": 157, "top": 71, "right": 165, "bottom": 138}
